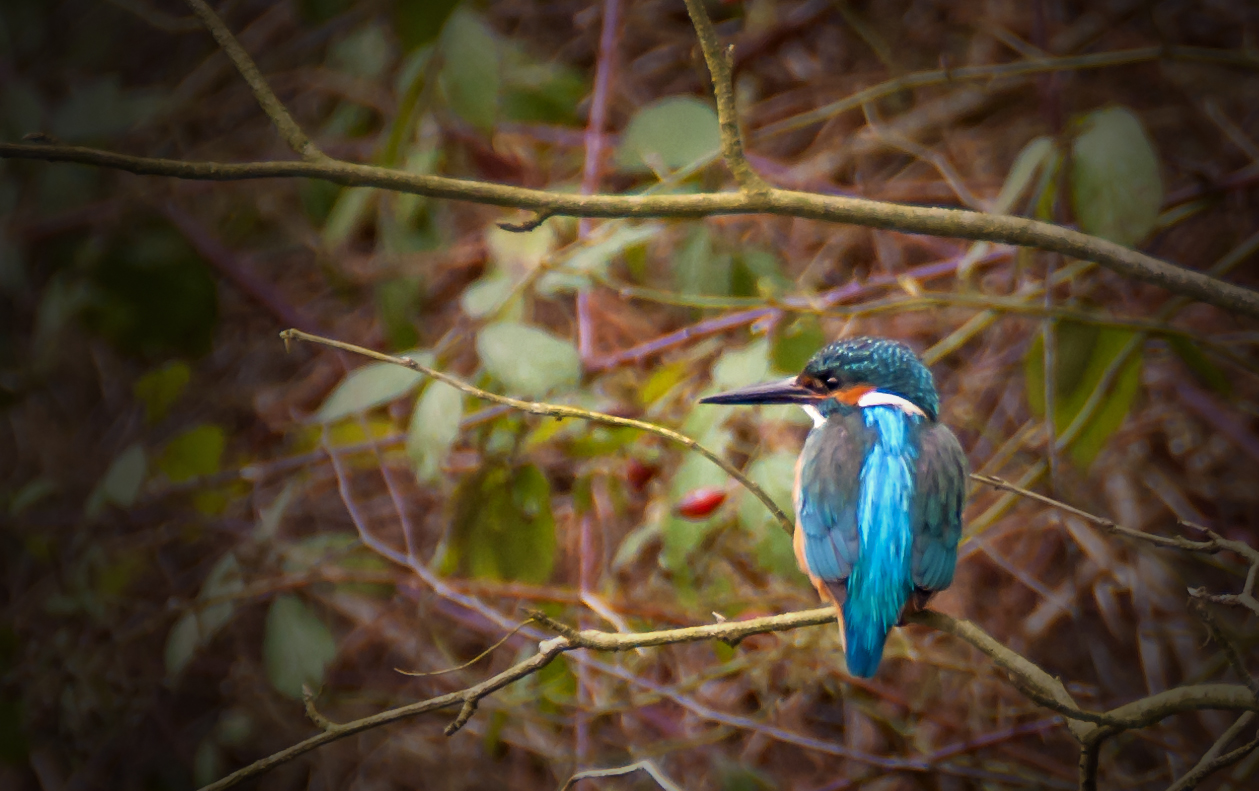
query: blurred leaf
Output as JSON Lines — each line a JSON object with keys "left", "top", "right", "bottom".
{"left": 440, "top": 9, "right": 499, "bottom": 132}
{"left": 9, "top": 477, "right": 56, "bottom": 517}
{"left": 446, "top": 465, "right": 556, "bottom": 583}
{"left": 193, "top": 738, "right": 223, "bottom": 788}
{"left": 158, "top": 424, "right": 225, "bottom": 483}
{"left": 460, "top": 272, "right": 519, "bottom": 319}
{"left": 133, "top": 360, "right": 190, "bottom": 424}
{"left": 83, "top": 223, "right": 218, "bottom": 357}
{"left": 0, "top": 77, "right": 42, "bottom": 140}
{"left": 0, "top": 696, "right": 25, "bottom": 764}
{"left": 329, "top": 24, "right": 391, "bottom": 80}
{"left": 1026, "top": 322, "right": 1142, "bottom": 467}
{"left": 536, "top": 653, "right": 576, "bottom": 706}
{"left": 486, "top": 222, "right": 556, "bottom": 277}
{"left": 315, "top": 354, "right": 430, "bottom": 423}
{"left": 771, "top": 315, "right": 825, "bottom": 374}
{"left": 959, "top": 136, "right": 1057, "bottom": 279}
{"left": 675, "top": 224, "right": 732, "bottom": 298}
{"left": 732, "top": 247, "right": 789, "bottom": 298}
{"left": 407, "top": 381, "right": 465, "bottom": 481}
{"left": 712, "top": 338, "right": 771, "bottom": 391}
{"left": 85, "top": 443, "right": 146, "bottom": 517}
{"left": 639, "top": 360, "right": 690, "bottom": 406}
{"left": 393, "top": 0, "right": 459, "bottom": 51}
{"left": 737, "top": 451, "right": 799, "bottom": 577}
{"left": 263, "top": 595, "right": 337, "bottom": 699}
{"left": 1168, "top": 336, "right": 1232, "bottom": 398}
{"left": 50, "top": 74, "right": 160, "bottom": 141}
{"left": 1070, "top": 106, "right": 1163, "bottom": 247}
{"left": 676, "top": 486, "right": 728, "bottom": 520}
{"left": 298, "top": 0, "right": 350, "bottom": 25}
{"left": 299, "top": 179, "right": 341, "bottom": 224}
{"left": 616, "top": 96, "right": 721, "bottom": 173}
{"left": 476, "top": 322, "right": 580, "bottom": 396}
{"left": 539, "top": 223, "right": 661, "bottom": 296}
{"left": 165, "top": 553, "right": 244, "bottom": 678}
{"left": 502, "top": 62, "right": 586, "bottom": 125}
{"left": 375, "top": 277, "right": 423, "bottom": 350}
{"left": 322, "top": 186, "right": 376, "bottom": 247}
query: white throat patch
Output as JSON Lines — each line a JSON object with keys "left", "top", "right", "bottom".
{"left": 800, "top": 404, "right": 826, "bottom": 428}
{"left": 857, "top": 389, "right": 926, "bottom": 417}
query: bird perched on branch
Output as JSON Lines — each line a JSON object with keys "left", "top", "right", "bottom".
{"left": 702, "top": 337, "right": 967, "bottom": 677}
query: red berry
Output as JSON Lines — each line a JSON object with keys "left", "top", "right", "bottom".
{"left": 675, "top": 486, "right": 728, "bottom": 520}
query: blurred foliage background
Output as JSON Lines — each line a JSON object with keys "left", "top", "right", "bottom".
{"left": 2, "top": 0, "right": 1259, "bottom": 789}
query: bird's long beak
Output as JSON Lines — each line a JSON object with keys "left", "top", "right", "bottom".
{"left": 699, "top": 377, "right": 819, "bottom": 405}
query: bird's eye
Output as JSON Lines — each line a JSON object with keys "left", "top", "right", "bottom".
{"left": 825, "top": 376, "right": 840, "bottom": 388}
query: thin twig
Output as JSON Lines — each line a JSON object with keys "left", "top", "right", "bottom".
{"left": 753, "top": 46, "right": 1259, "bottom": 140}
{"left": 1167, "top": 712, "right": 1259, "bottom": 791}
{"left": 184, "top": 0, "right": 325, "bottom": 161}
{"left": 561, "top": 760, "right": 686, "bottom": 791}
{"left": 279, "top": 328, "right": 796, "bottom": 536}
{"left": 680, "top": 0, "right": 766, "bottom": 192}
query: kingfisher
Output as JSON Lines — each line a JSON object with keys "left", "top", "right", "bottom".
{"left": 701, "top": 337, "right": 968, "bottom": 677}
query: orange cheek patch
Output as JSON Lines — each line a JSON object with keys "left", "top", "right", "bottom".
{"left": 832, "top": 384, "right": 874, "bottom": 405}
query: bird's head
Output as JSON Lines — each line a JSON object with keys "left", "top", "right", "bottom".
{"left": 700, "top": 336, "right": 940, "bottom": 423}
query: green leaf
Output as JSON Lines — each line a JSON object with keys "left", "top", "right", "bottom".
{"left": 165, "top": 553, "right": 245, "bottom": 678}
{"left": 158, "top": 424, "right": 225, "bottom": 483}
{"left": 329, "top": 24, "right": 391, "bottom": 81}
{"left": 375, "top": 277, "right": 423, "bottom": 350}
{"left": 959, "top": 136, "right": 1057, "bottom": 279}
{"left": 193, "top": 738, "right": 224, "bottom": 788}
{"left": 501, "top": 61, "right": 586, "bottom": 125}
{"left": 476, "top": 322, "right": 580, "bottom": 396}
{"left": 616, "top": 96, "right": 721, "bottom": 174}
{"left": 445, "top": 465, "right": 556, "bottom": 584}
{"left": 1070, "top": 106, "right": 1163, "bottom": 247}
{"left": 737, "top": 451, "right": 800, "bottom": 577}
{"left": 315, "top": 355, "right": 429, "bottom": 423}
{"left": 407, "top": 381, "right": 465, "bottom": 481}
{"left": 771, "top": 315, "right": 825, "bottom": 374}
{"left": 537, "top": 223, "right": 660, "bottom": 296}
{"left": 133, "top": 360, "right": 191, "bottom": 424}
{"left": 85, "top": 443, "right": 147, "bottom": 517}
{"left": 486, "top": 222, "right": 556, "bottom": 276}
{"left": 263, "top": 595, "right": 338, "bottom": 700}
{"left": 393, "top": 0, "right": 459, "bottom": 51}
{"left": 460, "top": 272, "right": 520, "bottom": 320}
{"left": 732, "top": 247, "right": 789, "bottom": 298}
{"left": 1025, "top": 322, "right": 1143, "bottom": 467}
{"left": 674, "top": 224, "right": 732, "bottom": 298}
{"left": 84, "top": 223, "right": 218, "bottom": 357}
{"left": 322, "top": 186, "right": 376, "bottom": 248}
{"left": 1168, "top": 336, "right": 1232, "bottom": 398}
{"left": 440, "top": 9, "right": 499, "bottom": 132}
{"left": 711, "top": 338, "right": 771, "bottom": 392}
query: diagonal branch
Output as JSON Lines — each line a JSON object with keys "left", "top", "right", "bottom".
{"left": 679, "top": 0, "right": 766, "bottom": 192}
{"left": 184, "top": 0, "right": 325, "bottom": 161}
{"left": 279, "top": 328, "right": 796, "bottom": 536}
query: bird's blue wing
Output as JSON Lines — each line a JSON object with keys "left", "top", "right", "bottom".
{"left": 910, "top": 422, "right": 968, "bottom": 591}
{"left": 795, "top": 412, "right": 871, "bottom": 585}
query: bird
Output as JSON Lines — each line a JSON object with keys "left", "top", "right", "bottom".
{"left": 701, "top": 336, "right": 968, "bottom": 677}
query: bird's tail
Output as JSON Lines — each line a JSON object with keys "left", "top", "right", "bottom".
{"left": 841, "top": 577, "right": 911, "bottom": 678}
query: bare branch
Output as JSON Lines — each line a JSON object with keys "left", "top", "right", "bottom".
{"left": 3, "top": 143, "right": 1256, "bottom": 319}
{"left": 183, "top": 0, "right": 325, "bottom": 161}
{"left": 679, "top": 0, "right": 766, "bottom": 192}
{"left": 561, "top": 760, "right": 686, "bottom": 791}
{"left": 1167, "top": 712, "right": 1259, "bottom": 791}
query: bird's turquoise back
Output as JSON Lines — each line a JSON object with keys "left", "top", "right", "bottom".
{"left": 797, "top": 405, "right": 966, "bottom": 677}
